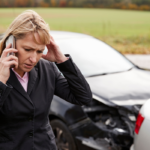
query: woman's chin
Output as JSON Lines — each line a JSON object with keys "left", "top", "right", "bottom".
{"left": 24, "top": 67, "right": 33, "bottom": 72}
{"left": 20, "top": 66, "right": 33, "bottom": 73}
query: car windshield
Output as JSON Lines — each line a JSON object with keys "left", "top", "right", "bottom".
{"left": 45, "top": 37, "right": 134, "bottom": 77}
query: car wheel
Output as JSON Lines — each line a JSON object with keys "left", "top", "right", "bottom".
{"left": 50, "top": 119, "right": 77, "bottom": 150}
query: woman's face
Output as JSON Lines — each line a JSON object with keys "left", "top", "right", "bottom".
{"left": 15, "top": 32, "right": 46, "bottom": 77}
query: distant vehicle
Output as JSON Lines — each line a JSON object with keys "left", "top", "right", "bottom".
{"left": 1, "top": 31, "right": 150, "bottom": 150}
{"left": 130, "top": 99, "right": 150, "bottom": 150}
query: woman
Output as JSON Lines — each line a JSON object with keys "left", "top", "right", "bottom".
{"left": 0, "top": 10, "right": 92, "bottom": 150}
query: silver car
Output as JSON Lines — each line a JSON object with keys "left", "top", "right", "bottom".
{"left": 131, "top": 99, "right": 150, "bottom": 150}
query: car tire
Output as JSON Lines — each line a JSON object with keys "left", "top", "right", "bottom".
{"left": 50, "top": 119, "right": 77, "bottom": 150}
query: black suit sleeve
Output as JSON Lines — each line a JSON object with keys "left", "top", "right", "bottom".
{"left": 53, "top": 55, "right": 92, "bottom": 106}
{"left": 0, "top": 81, "right": 13, "bottom": 109}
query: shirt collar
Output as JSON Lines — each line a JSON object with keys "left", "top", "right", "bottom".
{"left": 12, "top": 68, "right": 29, "bottom": 82}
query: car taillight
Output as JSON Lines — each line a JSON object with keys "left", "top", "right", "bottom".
{"left": 135, "top": 113, "right": 144, "bottom": 134}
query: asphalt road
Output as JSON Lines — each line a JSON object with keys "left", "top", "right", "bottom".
{"left": 125, "top": 54, "right": 150, "bottom": 69}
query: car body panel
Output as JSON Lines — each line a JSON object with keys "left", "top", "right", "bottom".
{"left": 86, "top": 68, "right": 150, "bottom": 104}
{"left": 50, "top": 96, "right": 87, "bottom": 125}
{"left": 134, "top": 119, "right": 150, "bottom": 150}
{"left": 132, "top": 99, "right": 150, "bottom": 150}
{"left": 139, "top": 99, "right": 150, "bottom": 120}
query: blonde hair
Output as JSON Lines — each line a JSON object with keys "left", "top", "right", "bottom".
{"left": 0, "top": 10, "right": 50, "bottom": 55}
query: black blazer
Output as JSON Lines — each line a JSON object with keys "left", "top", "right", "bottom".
{"left": 0, "top": 55, "right": 92, "bottom": 150}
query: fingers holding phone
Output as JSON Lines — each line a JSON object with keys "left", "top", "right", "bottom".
{"left": 2, "top": 43, "right": 18, "bottom": 58}
{"left": 0, "top": 38, "right": 18, "bottom": 84}
{"left": 2, "top": 42, "right": 18, "bottom": 68}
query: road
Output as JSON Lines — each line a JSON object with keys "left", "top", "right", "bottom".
{"left": 125, "top": 54, "right": 150, "bottom": 69}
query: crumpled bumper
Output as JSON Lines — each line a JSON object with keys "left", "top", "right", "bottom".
{"left": 75, "top": 136, "right": 121, "bottom": 150}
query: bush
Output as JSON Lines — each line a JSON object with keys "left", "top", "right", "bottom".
{"left": 128, "top": 3, "right": 138, "bottom": 10}
{"left": 139, "top": 5, "right": 150, "bottom": 10}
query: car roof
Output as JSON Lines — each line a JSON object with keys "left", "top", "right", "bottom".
{"left": 50, "top": 30, "right": 94, "bottom": 40}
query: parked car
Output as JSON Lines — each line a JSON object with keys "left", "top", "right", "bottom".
{"left": 1, "top": 31, "right": 150, "bottom": 150}
{"left": 130, "top": 99, "right": 150, "bottom": 150}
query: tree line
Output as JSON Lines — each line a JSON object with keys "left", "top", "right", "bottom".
{"left": 1, "top": 0, "right": 150, "bottom": 10}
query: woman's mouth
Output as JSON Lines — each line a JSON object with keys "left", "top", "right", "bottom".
{"left": 24, "top": 63, "right": 33, "bottom": 69}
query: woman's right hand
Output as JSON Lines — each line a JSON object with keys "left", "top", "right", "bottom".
{"left": 0, "top": 43, "right": 18, "bottom": 84}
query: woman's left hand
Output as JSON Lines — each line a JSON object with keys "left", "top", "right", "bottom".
{"left": 42, "top": 36, "right": 68, "bottom": 63}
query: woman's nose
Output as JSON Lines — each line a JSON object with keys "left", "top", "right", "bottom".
{"left": 29, "top": 54, "right": 37, "bottom": 63}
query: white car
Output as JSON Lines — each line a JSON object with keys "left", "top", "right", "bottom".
{"left": 131, "top": 99, "right": 150, "bottom": 150}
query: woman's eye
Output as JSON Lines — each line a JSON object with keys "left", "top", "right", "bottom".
{"left": 25, "top": 49, "right": 30, "bottom": 51}
{"left": 37, "top": 51, "right": 43, "bottom": 54}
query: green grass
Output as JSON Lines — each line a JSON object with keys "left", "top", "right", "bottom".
{"left": 0, "top": 8, "right": 150, "bottom": 54}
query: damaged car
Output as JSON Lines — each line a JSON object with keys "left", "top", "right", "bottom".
{"left": 45, "top": 31, "right": 150, "bottom": 150}
{"left": 44, "top": 31, "right": 150, "bottom": 150}
{"left": 47, "top": 31, "right": 150, "bottom": 150}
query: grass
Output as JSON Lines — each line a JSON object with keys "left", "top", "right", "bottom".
{"left": 0, "top": 8, "right": 150, "bottom": 54}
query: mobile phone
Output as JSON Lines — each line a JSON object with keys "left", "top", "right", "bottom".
{"left": 6, "top": 35, "right": 16, "bottom": 56}
{"left": 5, "top": 35, "right": 16, "bottom": 68}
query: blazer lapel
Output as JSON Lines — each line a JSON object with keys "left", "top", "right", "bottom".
{"left": 7, "top": 69, "right": 33, "bottom": 105}
{"left": 27, "top": 67, "right": 38, "bottom": 95}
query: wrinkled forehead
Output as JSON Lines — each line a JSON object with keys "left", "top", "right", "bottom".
{"left": 16, "top": 29, "right": 50, "bottom": 44}
{"left": 17, "top": 32, "right": 46, "bottom": 50}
